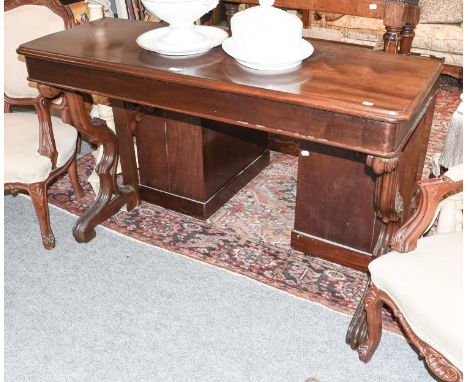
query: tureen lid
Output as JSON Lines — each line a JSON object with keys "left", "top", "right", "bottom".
{"left": 231, "top": 0, "right": 302, "bottom": 29}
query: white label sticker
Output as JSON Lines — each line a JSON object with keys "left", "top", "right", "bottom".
{"left": 301, "top": 150, "right": 310, "bottom": 157}
{"left": 369, "top": 4, "right": 377, "bottom": 10}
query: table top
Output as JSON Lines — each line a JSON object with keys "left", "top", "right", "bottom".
{"left": 18, "top": 18, "right": 442, "bottom": 122}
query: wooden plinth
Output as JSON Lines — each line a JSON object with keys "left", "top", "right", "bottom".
{"left": 140, "top": 151, "right": 269, "bottom": 219}
{"left": 291, "top": 231, "right": 373, "bottom": 272}
{"left": 135, "top": 110, "right": 269, "bottom": 219}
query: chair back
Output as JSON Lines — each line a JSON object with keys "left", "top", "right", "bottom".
{"left": 4, "top": 0, "right": 74, "bottom": 103}
{"left": 223, "top": 0, "right": 411, "bottom": 19}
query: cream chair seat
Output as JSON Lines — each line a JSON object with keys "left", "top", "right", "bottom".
{"left": 369, "top": 230, "right": 463, "bottom": 371}
{"left": 4, "top": 113, "right": 78, "bottom": 184}
{"left": 4, "top": 0, "right": 83, "bottom": 250}
{"left": 356, "top": 164, "right": 463, "bottom": 382}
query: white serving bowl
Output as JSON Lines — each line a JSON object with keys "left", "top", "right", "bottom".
{"left": 141, "top": 0, "right": 219, "bottom": 46}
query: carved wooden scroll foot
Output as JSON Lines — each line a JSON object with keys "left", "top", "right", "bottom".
{"left": 347, "top": 155, "right": 402, "bottom": 349}
{"left": 356, "top": 283, "right": 383, "bottom": 362}
{"left": 358, "top": 283, "right": 463, "bottom": 382}
{"left": 345, "top": 279, "right": 369, "bottom": 350}
{"left": 29, "top": 182, "right": 55, "bottom": 250}
{"left": 63, "top": 90, "right": 138, "bottom": 243}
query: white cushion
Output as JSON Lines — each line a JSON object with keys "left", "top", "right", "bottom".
{"left": 445, "top": 163, "right": 463, "bottom": 182}
{"left": 4, "top": 5, "right": 65, "bottom": 99}
{"left": 303, "top": 16, "right": 463, "bottom": 66}
{"left": 369, "top": 231, "right": 463, "bottom": 371}
{"left": 4, "top": 112, "right": 78, "bottom": 184}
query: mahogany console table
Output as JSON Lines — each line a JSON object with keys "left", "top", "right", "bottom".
{"left": 19, "top": 17, "right": 442, "bottom": 349}
{"left": 19, "top": 17, "right": 442, "bottom": 267}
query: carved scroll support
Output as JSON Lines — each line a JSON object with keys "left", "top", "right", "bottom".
{"left": 367, "top": 155, "right": 402, "bottom": 256}
{"left": 357, "top": 283, "right": 463, "bottom": 382}
{"left": 62, "top": 89, "right": 138, "bottom": 243}
{"left": 347, "top": 154, "right": 402, "bottom": 349}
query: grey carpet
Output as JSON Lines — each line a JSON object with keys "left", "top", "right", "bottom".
{"left": 4, "top": 195, "right": 436, "bottom": 382}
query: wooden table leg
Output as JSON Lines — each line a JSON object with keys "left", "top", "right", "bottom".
{"left": 346, "top": 98, "right": 435, "bottom": 349}
{"left": 383, "top": 1, "right": 405, "bottom": 54}
{"left": 112, "top": 100, "right": 141, "bottom": 207}
{"left": 64, "top": 90, "right": 138, "bottom": 243}
{"left": 346, "top": 155, "right": 402, "bottom": 349}
{"left": 400, "top": 4, "right": 421, "bottom": 55}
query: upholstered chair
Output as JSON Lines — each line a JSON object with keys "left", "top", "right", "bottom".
{"left": 4, "top": 0, "right": 84, "bottom": 249}
{"left": 356, "top": 164, "right": 463, "bottom": 382}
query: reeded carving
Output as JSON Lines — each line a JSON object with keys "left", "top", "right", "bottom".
{"left": 358, "top": 283, "right": 463, "bottom": 382}
{"left": 365, "top": 155, "right": 398, "bottom": 175}
{"left": 366, "top": 155, "right": 402, "bottom": 255}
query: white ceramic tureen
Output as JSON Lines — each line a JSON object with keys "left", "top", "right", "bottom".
{"left": 137, "top": 0, "right": 228, "bottom": 55}
{"left": 222, "top": 0, "right": 313, "bottom": 71}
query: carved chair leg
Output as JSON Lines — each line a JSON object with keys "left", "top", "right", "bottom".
{"left": 28, "top": 182, "right": 55, "bottom": 250}
{"left": 357, "top": 283, "right": 383, "bottom": 362}
{"left": 5, "top": 102, "right": 12, "bottom": 113}
{"left": 68, "top": 157, "right": 84, "bottom": 199}
{"left": 400, "top": 23, "right": 415, "bottom": 55}
{"left": 346, "top": 280, "right": 369, "bottom": 350}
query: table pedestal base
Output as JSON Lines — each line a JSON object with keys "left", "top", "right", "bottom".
{"left": 140, "top": 150, "right": 269, "bottom": 219}
{"left": 127, "top": 108, "right": 269, "bottom": 219}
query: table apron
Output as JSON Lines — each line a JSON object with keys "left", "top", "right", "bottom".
{"left": 25, "top": 56, "right": 433, "bottom": 157}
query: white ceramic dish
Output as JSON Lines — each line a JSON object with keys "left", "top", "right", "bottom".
{"left": 141, "top": 0, "right": 219, "bottom": 47}
{"left": 137, "top": 26, "right": 228, "bottom": 56}
{"left": 222, "top": 37, "right": 313, "bottom": 71}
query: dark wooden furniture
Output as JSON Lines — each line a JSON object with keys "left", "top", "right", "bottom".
{"left": 357, "top": 174, "right": 463, "bottom": 382}
{"left": 119, "top": 106, "right": 269, "bottom": 219}
{"left": 18, "top": 17, "right": 442, "bottom": 262}
{"left": 4, "top": 0, "right": 83, "bottom": 249}
{"left": 103, "top": 1, "right": 270, "bottom": 219}
{"left": 223, "top": 0, "right": 421, "bottom": 55}
{"left": 18, "top": 18, "right": 442, "bottom": 344}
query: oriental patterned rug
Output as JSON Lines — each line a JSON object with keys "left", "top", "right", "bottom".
{"left": 47, "top": 75, "right": 461, "bottom": 334}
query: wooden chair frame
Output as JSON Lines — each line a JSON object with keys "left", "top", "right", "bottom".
{"left": 4, "top": 0, "right": 84, "bottom": 249}
{"left": 356, "top": 175, "right": 463, "bottom": 382}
